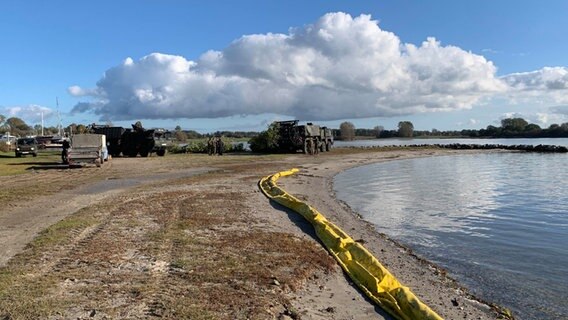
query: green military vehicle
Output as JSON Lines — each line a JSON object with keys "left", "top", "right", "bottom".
{"left": 320, "top": 126, "right": 334, "bottom": 152}
{"left": 15, "top": 138, "right": 38, "bottom": 157}
{"left": 152, "top": 128, "right": 168, "bottom": 157}
{"left": 90, "top": 122, "right": 168, "bottom": 157}
{"left": 274, "top": 120, "right": 333, "bottom": 154}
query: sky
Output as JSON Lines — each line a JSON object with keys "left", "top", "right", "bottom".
{"left": 1, "top": 0, "right": 568, "bottom": 133}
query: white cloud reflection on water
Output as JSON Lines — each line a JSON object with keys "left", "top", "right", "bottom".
{"left": 335, "top": 154, "right": 506, "bottom": 247}
{"left": 334, "top": 153, "right": 568, "bottom": 320}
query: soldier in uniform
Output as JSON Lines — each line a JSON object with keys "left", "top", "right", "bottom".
{"left": 61, "top": 139, "right": 70, "bottom": 164}
{"left": 216, "top": 137, "right": 224, "bottom": 156}
{"left": 132, "top": 121, "right": 144, "bottom": 132}
{"left": 207, "top": 137, "right": 216, "bottom": 155}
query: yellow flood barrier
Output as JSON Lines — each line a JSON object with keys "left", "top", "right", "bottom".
{"left": 259, "top": 169, "right": 443, "bottom": 320}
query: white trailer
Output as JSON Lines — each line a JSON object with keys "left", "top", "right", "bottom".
{"left": 68, "top": 134, "right": 109, "bottom": 167}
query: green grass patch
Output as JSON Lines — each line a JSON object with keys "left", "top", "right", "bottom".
{"left": 0, "top": 150, "right": 62, "bottom": 176}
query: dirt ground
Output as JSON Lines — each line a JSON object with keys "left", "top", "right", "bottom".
{"left": 0, "top": 149, "right": 510, "bottom": 319}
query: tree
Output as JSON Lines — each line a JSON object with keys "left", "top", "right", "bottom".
{"left": 249, "top": 122, "right": 280, "bottom": 152}
{"left": 175, "top": 125, "right": 182, "bottom": 131}
{"left": 501, "top": 118, "right": 528, "bottom": 132}
{"left": 339, "top": 122, "right": 355, "bottom": 140}
{"left": 524, "top": 123, "right": 542, "bottom": 136}
{"left": 5, "top": 117, "right": 31, "bottom": 136}
{"left": 0, "top": 114, "right": 7, "bottom": 132}
{"left": 174, "top": 130, "right": 188, "bottom": 142}
{"left": 373, "top": 125, "right": 384, "bottom": 138}
{"left": 397, "top": 121, "right": 414, "bottom": 137}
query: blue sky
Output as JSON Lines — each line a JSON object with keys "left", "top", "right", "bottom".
{"left": 1, "top": 0, "right": 567, "bottom": 132}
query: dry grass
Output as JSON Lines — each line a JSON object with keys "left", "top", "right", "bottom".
{"left": 0, "top": 169, "right": 336, "bottom": 319}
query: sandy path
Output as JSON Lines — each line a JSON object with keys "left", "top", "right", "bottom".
{"left": 0, "top": 163, "right": 212, "bottom": 267}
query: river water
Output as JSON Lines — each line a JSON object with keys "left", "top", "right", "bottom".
{"left": 334, "top": 152, "right": 568, "bottom": 320}
{"left": 334, "top": 137, "right": 568, "bottom": 148}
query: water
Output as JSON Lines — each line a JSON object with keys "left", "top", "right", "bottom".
{"left": 334, "top": 137, "right": 568, "bottom": 148}
{"left": 334, "top": 153, "right": 568, "bottom": 320}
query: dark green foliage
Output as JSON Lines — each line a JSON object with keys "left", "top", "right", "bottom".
{"left": 397, "top": 121, "right": 414, "bottom": 137}
{"left": 168, "top": 140, "right": 246, "bottom": 154}
{"left": 248, "top": 123, "right": 280, "bottom": 152}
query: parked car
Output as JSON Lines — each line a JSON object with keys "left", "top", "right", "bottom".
{"left": 15, "top": 138, "right": 38, "bottom": 157}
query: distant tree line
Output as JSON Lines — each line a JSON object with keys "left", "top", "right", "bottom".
{"left": 0, "top": 116, "right": 259, "bottom": 141}
{"left": 0, "top": 115, "right": 62, "bottom": 137}
{"left": 3, "top": 115, "right": 567, "bottom": 141}
{"left": 335, "top": 118, "right": 568, "bottom": 139}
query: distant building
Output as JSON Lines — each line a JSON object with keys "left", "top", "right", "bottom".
{"left": 0, "top": 133, "right": 17, "bottom": 145}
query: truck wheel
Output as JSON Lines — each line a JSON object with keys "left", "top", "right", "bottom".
{"left": 127, "top": 148, "right": 138, "bottom": 157}
{"left": 320, "top": 142, "right": 325, "bottom": 152}
{"left": 307, "top": 140, "right": 315, "bottom": 155}
{"left": 140, "top": 150, "right": 149, "bottom": 157}
{"left": 156, "top": 149, "right": 166, "bottom": 157}
{"left": 33, "top": 153, "right": 37, "bottom": 157}
{"left": 303, "top": 141, "right": 309, "bottom": 154}
{"left": 326, "top": 142, "right": 331, "bottom": 152}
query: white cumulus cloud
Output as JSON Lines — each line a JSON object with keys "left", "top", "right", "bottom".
{"left": 500, "top": 67, "right": 568, "bottom": 107}
{"left": 0, "top": 104, "right": 54, "bottom": 124}
{"left": 70, "top": 12, "right": 509, "bottom": 121}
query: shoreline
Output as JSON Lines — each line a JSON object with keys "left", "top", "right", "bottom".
{"left": 277, "top": 148, "right": 510, "bottom": 319}
{"left": 0, "top": 148, "right": 514, "bottom": 319}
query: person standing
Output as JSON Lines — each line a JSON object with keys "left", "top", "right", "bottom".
{"left": 216, "top": 137, "right": 224, "bottom": 156}
{"left": 207, "top": 137, "right": 216, "bottom": 156}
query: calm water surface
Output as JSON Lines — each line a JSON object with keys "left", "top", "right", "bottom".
{"left": 334, "top": 137, "right": 568, "bottom": 148}
{"left": 334, "top": 153, "right": 568, "bottom": 320}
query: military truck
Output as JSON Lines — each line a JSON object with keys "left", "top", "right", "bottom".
{"left": 90, "top": 122, "right": 167, "bottom": 157}
{"left": 274, "top": 120, "right": 332, "bottom": 154}
{"left": 91, "top": 125, "right": 125, "bottom": 157}
{"left": 152, "top": 128, "right": 168, "bottom": 157}
{"left": 320, "top": 126, "right": 334, "bottom": 152}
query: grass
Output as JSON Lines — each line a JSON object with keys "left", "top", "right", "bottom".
{"left": 0, "top": 150, "right": 63, "bottom": 176}
{"left": 0, "top": 206, "right": 104, "bottom": 319}
{"left": 0, "top": 167, "right": 336, "bottom": 319}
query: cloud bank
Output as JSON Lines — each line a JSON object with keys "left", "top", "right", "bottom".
{"left": 0, "top": 104, "right": 54, "bottom": 124}
{"left": 69, "top": 12, "right": 568, "bottom": 122}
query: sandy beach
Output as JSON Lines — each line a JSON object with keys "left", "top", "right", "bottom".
{"left": 0, "top": 148, "right": 508, "bottom": 319}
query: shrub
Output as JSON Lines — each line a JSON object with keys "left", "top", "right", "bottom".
{"left": 249, "top": 123, "right": 280, "bottom": 153}
{"left": 0, "top": 143, "right": 11, "bottom": 153}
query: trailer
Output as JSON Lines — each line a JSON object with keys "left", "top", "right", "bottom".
{"left": 67, "top": 134, "right": 109, "bottom": 167}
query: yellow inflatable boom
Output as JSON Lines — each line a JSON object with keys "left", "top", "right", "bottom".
{"left": 259, "top": 169, "right": 443, "bottom": 320}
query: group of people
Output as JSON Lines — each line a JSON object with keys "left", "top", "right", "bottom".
{"left": 207, "top": 136, "right": 224, "bottom": 156}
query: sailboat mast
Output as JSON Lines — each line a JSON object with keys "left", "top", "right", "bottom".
{"left": 56, "top": 97, "right": 62, "bottom": 136}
